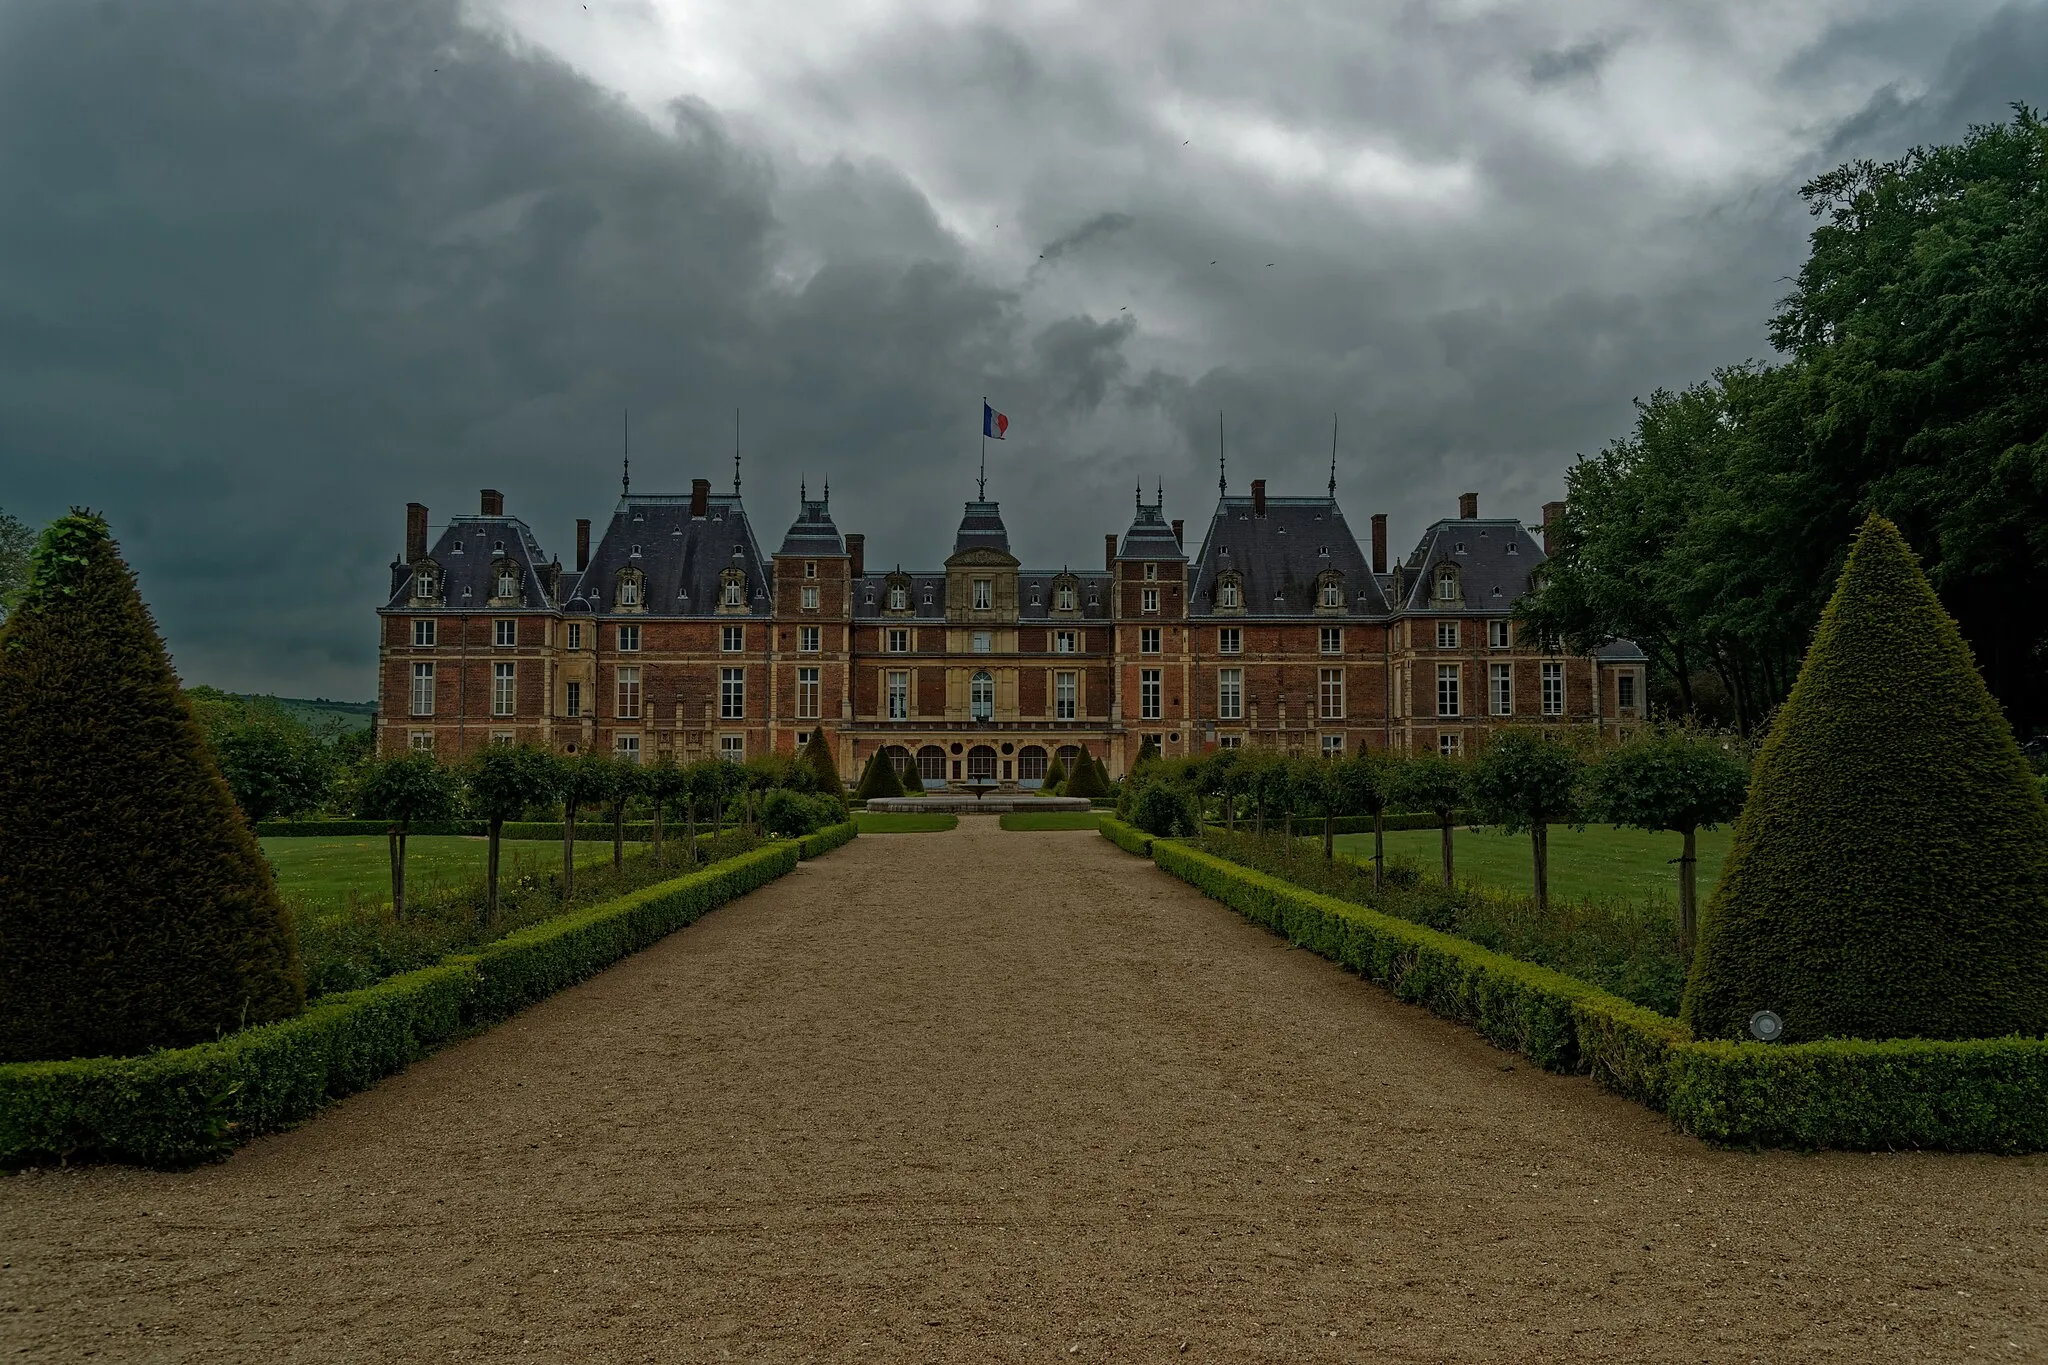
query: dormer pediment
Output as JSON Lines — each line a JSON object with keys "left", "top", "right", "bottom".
{"left": 944, "top": 546, "right": 1020, "bottom": 569}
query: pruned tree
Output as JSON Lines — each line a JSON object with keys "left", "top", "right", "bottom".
{"left": 465, "top": 745, "right": 556, "bottom": 925}
{"left": 643, "top": 754, "right": 691, "bottom": 867}
{"left": 1335, "top": 748, "right": 1404, "bottom": 888}
{"left": 556, "top": 752, "right": 615, "bottom": 899}
{"left": 354, "top": 751, "right": 459, "bottom": 918}
{"left": 1396, "top": 752, "right": 1470, "bottom": 889}
{"left": 1592, "top": 727, "right": 1750, "bottom": 952}
{"left": 1468, "top": 729, "right": 1587, "bottom": 911}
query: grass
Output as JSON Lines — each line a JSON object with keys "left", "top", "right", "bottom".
{"left": 1329, "top": 823, "right": 1735, "bottom": 909}
{"left": 999, "top": 810, "right": 1103, "bottom": 831}
{"left": 262, "top": 836, "right": 648, "bottom": 912}
{"left": 854, "top": 811, "right": 958, "bottom": 833}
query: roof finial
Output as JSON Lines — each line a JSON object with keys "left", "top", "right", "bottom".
{"left": 1135, "top": 480, "right": 1142, "bottom": 511}
{"left": 1328, "top": 411, "right": 1339, "bottom": 499}
{"left": 800, "top": 474, "right": 807, "bottom": 503}
{"left": 734, "top": 407, "right": 742, "bottom": 496}
{"left": 1218, "top": 410, "right": 1227, "bottom": 497}
{"left": 822, "top": 477, "right": 829, "bottom": 507}
{"left": 1157, "top": 476, "right": 1164, "bottom": 508}
{"left": 622, "top": 407, "right": 631, "bottom": 495}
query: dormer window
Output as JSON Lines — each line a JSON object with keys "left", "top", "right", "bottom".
{"left": 492, "top": 560, "right": 520, "bottom": 602}
{"left": 630, "top": 544, "right": 642, "bottom": 558}
{"left": 615, "top": 568, "right": 643, "bottom": 608}
{"left": 413, "top": 566, "right": 439, "bottom": 600}
{"left": 1215, "top": 572, "right": 1243, "bottom": 612}
{"left": 973, "top": 578, "right": 993, "bottom": 611}
{"left": 1506, "top": 541, "right": 1519, "bottom": 555}
{"left": 493, "top": 540, "right": 505, "bottom": 553}
{"left": 1317, "top": 570, "right": 1345, "bottom": 611}
{"left": 885, "top": 573, "right": 912, "bottom": 613}
{"left": 1435, "top": 564, "right": 1460, "bottom": 603}
{"left": 450, "top": 542, "right": 463, "bottom": 555}
{"left": 1057, "top": 583, "right": 1075, "bottom": 612}
{"left": 721, "top": 568, "right": 746, "bottom": 610}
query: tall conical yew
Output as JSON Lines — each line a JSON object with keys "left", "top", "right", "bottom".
{"left": 0, "top": 514, "right": 304, "bottom": 1061}
{"left": 1681, "top": 516, "right": 2048, "bottom": 1043}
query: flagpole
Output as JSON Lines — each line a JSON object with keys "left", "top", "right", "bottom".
{"left": 979, "top": 396, "right": 988, "bottom": 500}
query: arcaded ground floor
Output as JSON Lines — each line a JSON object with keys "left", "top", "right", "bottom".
{"left": 2, "top": 822, "right": 2042, "bottom": 1362}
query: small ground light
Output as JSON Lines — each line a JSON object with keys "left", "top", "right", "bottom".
{"left": 1748, "top": 1009, "right": 1785, "bottom": 1042}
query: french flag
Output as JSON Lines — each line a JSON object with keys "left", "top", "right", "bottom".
{"left": 983, "top": 400, "right": 1009, "bottom": 440}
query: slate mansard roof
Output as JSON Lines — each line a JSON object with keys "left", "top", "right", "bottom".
{"left": 1119, "top": 498, "right": 1187, "bottom": 561}
{"left": 385, "top": 514, "right": 559, "bottom": 610}
{"left": 1187, "top": 495, "right": 1390, "bottom": 618}
{"left": 776, "top": 495, "right": 847, "bottom": 558}
{"left": 1394, "top": 517, "right": 1545, "bottom": 613}
{"left": 571, "top": 493, "right": 773, "bottom": 617}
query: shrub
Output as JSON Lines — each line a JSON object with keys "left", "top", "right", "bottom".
{"left": 1683, "top": 516, "right": 2048, "bottom": 1043}
{"left": 1130, "top": 780, "right": 1202, "bottom": 838}
{"left": 800, "top": 728, "right": 845, "bottom": 804}
{"left": 853, "top": 749, "right": 905, "bottom": 801}
{"left": 898, "top": 753, "right": 926, "bottom": 794}
{"left": 1041, "top": 752, "right": 1068, "bottom": 792}
{"left": 760, "top": 789, "right": 843, "bottom": 838}
{"left": 1099, "top": 815, "right": 1153, "bottom": 857}
{"left": 0, "top": 512, "right": 304, "bottom": 1062}
{"left": 1063, "top": 744, "right": 1108, "bottom": 799}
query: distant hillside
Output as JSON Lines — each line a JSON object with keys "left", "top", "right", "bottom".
{"left": 248, "top": 695, "right": 377, "bottom": 732}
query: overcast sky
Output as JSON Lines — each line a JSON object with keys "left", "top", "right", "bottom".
{"left": 3, "top": 0, "right": 2045, "bottom": 697}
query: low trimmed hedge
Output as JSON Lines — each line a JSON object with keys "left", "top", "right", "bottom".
{"left": 0, "top": 843, "right": 802, "bottom": 1167}
{"left": 1120, "top": 838, "right": 2047, "bottom": 1151}
{"left": 1099, "top": 816, "right": 1153, "bottom": 857}
{"left": 796, "top": 821, "right": 858, "bottom": 860}
{"left": 257, "top": 819, "right": 687, "bottom": 841}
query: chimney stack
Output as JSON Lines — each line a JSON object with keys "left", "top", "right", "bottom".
{"left": 1251, "top": 479, "right": 1267, "bottom": 517}
{"left": 1171, "top": 518, "right": 1184, "bottom": 549}
{"left": 1458, "top": 491, "right": 1477, "bottom": 519}
{"left": 690, "top": 478, "right": 711, "bottom": 518}
{"left": 481, "top": 489, "right": 504, "bottom": 517}
{"left": 1542, "top": 500, "right": 1566, "bottom": 553}
{"left": 405, "top": 503, "right": 428, "bottom": 563}
{"left": 1105, "top": 534, "right": 1118, "bottom": 571}
{"left": 575, "top": 519, "right": 591, "bottom": 572}
{"left": 846, "top": 533, "right": 865, "bottom": 578}
{"left": 1370, "top": 513, "right": 1387, "bottom": 575}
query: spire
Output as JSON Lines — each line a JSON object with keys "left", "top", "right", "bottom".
{"left": 800, "top": 474, "right": 807, "bottom": 503}
{"left": 622, "top": 408, "right": 631, "bottom": 495}
{"left": 823, "top": 478, "right": 830, "bottom": 507}
{"left": 1217, "top": 410, "right": 1227, "bottom": 496}
{"left": 1135, "top": 480, "right": 1142, "bottom": 511}
{"left": 733, "top": 407, "right": 743, "bottom": 496}
{"left": 1328, "top": 411, "right": 1338, "bottom": 499}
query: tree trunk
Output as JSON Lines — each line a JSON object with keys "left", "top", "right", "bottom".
{"left": 746, "top": 787, "right": 757, "bottom": 835}
{"left": 1531, "top": 821, "right": 1550, "bottom": 912}
{"left": 612, "top": 803, "right": 625, "bottom": 870}
{"left": 1439, "top": 814, "right": 1454, "bottom": 889}
{"left": 1371, "top": 808, "right": 1385, "bottom": 891}
{"left": 1254, "top": 798, "right": 1264, "bottom": 836}
{"left": 712, "top": 790, "right": 723, "bottom": 837}
{"left": 486, "top": 817, "right": 504, "bottom": 926}
{"left": 652, "top": 800, "right": 665, "bottom": 867}
{"left": 1679, "top": 823, "right": 1698, "bottom": 956}
{"left": 686, "top": 796, "right": 698, "bottom": 866}
{"left": 1225, "top": 792, "right": 1236, "bottom": 832}
{"left": 388, "top": 825, "right": 404, "bottom": 919}
{"left": 561, "top": 802, "right": 576, "bottom": 901}
{"left": 1323, "top": 813, "right": 1334, "bottom": 860}
{"left": 1673, "top": 637, "right": 1695, "bottom": 718}
{"left": 1283, "top": 811, "right": 1292, "bottom": 845}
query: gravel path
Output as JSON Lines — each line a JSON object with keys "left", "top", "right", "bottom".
{"left": 3, "top": 820, "right": 2043, "bottom": 1362}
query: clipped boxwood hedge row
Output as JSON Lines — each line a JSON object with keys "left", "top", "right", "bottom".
{"left": 1099, "top": 816, "right": 1154, "bottom": 857}
{"left": 1111, "top": 836, "right": 2047, "bottom": 1151}
{"left": 256, "top": 819, "right": 684, "bottom": 840}
{"left": 0, "top": 842, "right": 804, "bottom": 1167}
{"left": 796, "top": 821, "right": 858, "bottom": 859}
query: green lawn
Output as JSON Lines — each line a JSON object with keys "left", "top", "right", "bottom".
{"left": 854, "top": 811, "right": 959, "bottom": 833}
{"left": 262, "top": 836, "right": 646, "bottom": 910}
{"left": 1329, "top": 823, "right": 1735, "bottom": 908}
{"left": 999, "top": 811, "right": 1103, "bottom": 831}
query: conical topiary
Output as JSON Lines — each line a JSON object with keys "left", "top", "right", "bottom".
{"left": 1063, "top": 744, "right": 1107, "bottom": 800}
{"left": 801, "top": 727, "right": 845, "bottom": 805}
{"left": 853, "top": 748, "right": 905, "bottom": 801}
{"left": 1041, "top": 752, "right": 1069, "bottom": 792}
{"left": 1681, "top": 515, "right": 2048, "bottom": 1043}
{"left": 0, "top": 513, "right": 305, "bottom": 1061}
{"left": 899, "top": 751, "right": 926, "bottom": 794}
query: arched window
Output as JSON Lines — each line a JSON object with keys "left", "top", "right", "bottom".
{"left": 721, "top": 568, "right": 746, "bottom": 609}
{"left": 969, "top": 670, "right": 994, "bottom": 721}
{"left": 885, "top": 571, "right": 912, "bottom": 613}
{"left": 1057, "top": 744, "right": 1082, "bottom": 770}
{"left": 882, "top": 744, "right": 912, "bottom": 774}
{"left": 966, "top": 744, "right": 997, "bottom": 782}
{"left": 1216, "top": 573, "right": 1243, "bottom": 611}
{"left": 1318, "top": 570, "right": 1344, "bottom": 610}
{"left": 493, "top": 560, "right": 520, "bottom": 601}
{"left": 1055, "top": 576, "right": 1077, "bottom": 612}
{"left": 614, "top": 568, "right": 644, "bottom": 608}
{"left": 1435, "top": 564, "right": 1460, "bottom": 603}
{"left": 413, "top": 564, "right": 439, "bottom": 600}
{"left": 1017, "top": 745, "right": 1049, "bottom": 784}
{"left": 917, "top": 744, "right": 948, "bottom": 783}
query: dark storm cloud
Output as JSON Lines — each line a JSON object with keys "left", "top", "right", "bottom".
{"left": 4, "top": 0, "right": 2047, "bottom": 696}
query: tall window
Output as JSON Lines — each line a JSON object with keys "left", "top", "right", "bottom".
{"left": 1054, "top": 630, "right": 1077, "bottom": 654}
{"left": 888, "top": 584, "right": 908, "bottom": 611}
{"left": 1139, "top": 668, "right": 1161, "bottom": 720}
{"left": 410, "top": 662, "right": 435, "bottom": 717}
{"left": 415, "top": 570, "right": 438, "bottom": 599}
{"left": 720, "top": 734, "right": 744, "bottom": 762}
{"left": 1140, "top": 627, "right": 1161, "bottom": 654}
{"left": 1320, "top": 626, "right": 1342, "bottom": 655}
{"left": 1217, "top": 576, "right": 1241, "bottom": 610}
{"left": 1490, "top": 663, "right": 1512, "bottom": 716}
{"left": 973, "top": 579, "right": 993, "bottom": 610}
{"left": 567, "top": 622, "right": 582, "bottom": 651}
{"left": 1319, "top": 668, "right": 1345, "bottom": 719}
{"left": 1320, "top": 581, "right": 1342, "bottom": 608}
{"left": 1618, "top": 672, "right": 1638, "bottom": 711}
{"left": 887, "top": 670, "right": 909, "bottom": 720}
{"left": 1321, "top": 735, "right": 1344, "bottom": 758}
{"left": 886, "top": 627, "right": 910, "bottom": 653}
{"left": 617, "top": 574, "right": 640, "bottom": 607}
{"left": 1218, "top": 668, "right": 1243, "bottom": 721}
{"left": 800, "top": 585, "right": 819, "bottom": 610}
{"left": 722, "top": 572, "right": 745, "bottom": 608}
{"left": 615, "top": 666, "right": 641, "bottom": 719}
{"left": 797, "top": 667, "right": 820, "bottom": 720}
{"left": 1218, "top": 627, "right": 1241, "bottom": 655}
{"left": 616, "top": 735, "right": 641, "bottom": 763}
{"left": 1055, "top": 670, "right": 1076, "bottom": 720}
{"left": 1056, "top": 583, "right": 1075, "bottom": 611}
{"left": 565, "top": 680, "right": 582, "bottom": 718}
{"left": 1437, "top": 663, "right": 1460, "bottom": 717}
{"left": 492, "top": 662, "right": 516, "bottom": 716}
{"left": 1141, "top": 587, "right": 1160, "bottom": 614}
{"left": 1437, "top": 620, "right": 1459, "bottom": 649}
{"left": 1435, "top": 566, "right": 1458, "bottom": 602}
{"left": 495, "top": 619, "right": 517, "bottom": 647}
{"left": 800, "top": 625, "right": 820, "bottom": 653}
{"left": 721, "top": 625, "right": 744, "bottom": 652}
{"left": 1488, "top": 618, "right": 1511, "bottom": 648}
{"left": 721, "top": 667, "right": 745, "bottom": 719}
{"left": 970, "top": 670, "right": 994, "bottom": 721}
{"left": 412, "top": 618, "right": 436, "bottom": 647}
{"left": 1542, "top": 661, "right": 1564, "bottom": 715}
{"left": 617, "top": 624, "right": 640, "bottom": 652}
{"left": 495, "top": 565, "right": 519, "bottom": 598}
